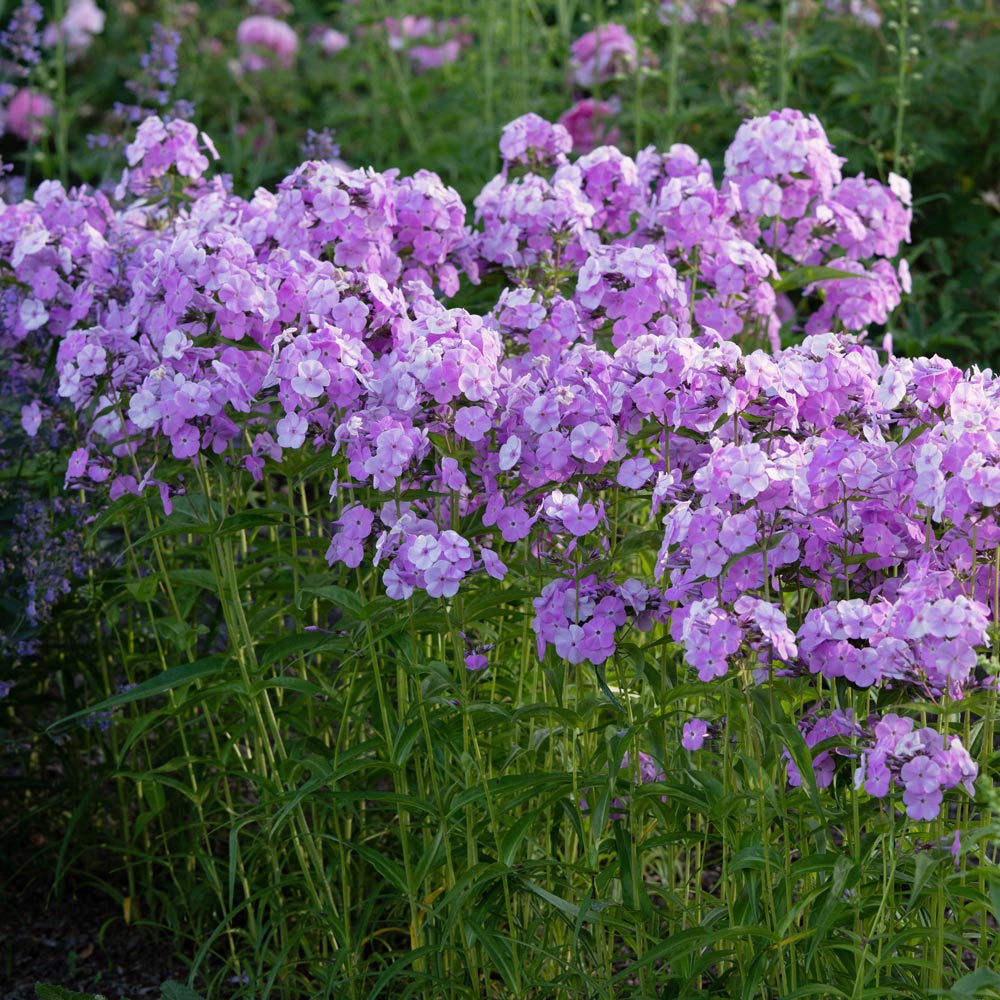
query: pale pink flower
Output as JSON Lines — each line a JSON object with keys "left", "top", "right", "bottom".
{"left": 44, "top": 0, "right": 105, "bottom": 51}
{"left": 570, "top": 23, "right": 637, "bottom": 88}
{"left": 236, "top": 15, "right": 298, "bottom": 71}
{"left": 5, "top": 88, "right": 55, "bottom": 142}
{"left": 318, "top": 28, "right": 349, "bottom": 54}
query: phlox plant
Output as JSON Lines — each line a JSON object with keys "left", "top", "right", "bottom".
{"left": 2, "top": 103, "right": 1000, "bottom": 1000}
{"left": 2, "top": 0, "right": 998, "bottom": 366}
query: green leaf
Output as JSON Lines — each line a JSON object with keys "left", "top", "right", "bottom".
{"left": 500, "top": 811, "right": 539, "bottom": 867}
{"left": 259, "top": 631, "right": 342, "bottom": 667}
{"left": 949, "top": 967, "right": 1000, "bottom": 999}
{"left": 216, "top": 508, "right": 291, "bottom": 534}
{"left": 160, "top": 983, "right": 206, "bottom": 1000}
{"left": 35, "top": 987, "right": 108, "bottom": 1000}
{"left": 134, "top": 517, "right": 210, "bottom": 545}
{"left": 593, "top": 662, "right": 624, "bottom": 712}
{"left": 48, "top": 656, "right": 228, "bottom": 732}
{"left": 521, "top": 879, "right": 583, "bottom": 920}
{"left": 166, "top": 568, "right": 218, "bottom": 592}
{"left": 612, "top": 529, "right": 663, "bottom": 560}
{"left": 466, "top": 923, "right": 520, "bottom": 993}
{"left": 906, "top": 851, "right": 944, "bottom": 911}
{"left": 774, "top": 721, "right": 828, "bottom": 849}
{"left": 612, "top": 821, "right": 643, "bottom": 913}
{"left": 297, "top": 585, "right": 364, "bottom": 617}
{"left": 348, "top": 841, "right": 409, "bottom": 894}
{"left": 125, "top": 575, "right": 160, "bottom": 602}
{"left": 773, "top": 264, "right": 871, "bottom": 293}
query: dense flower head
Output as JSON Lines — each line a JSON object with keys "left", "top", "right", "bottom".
{"left": 314, "top": 27, "right": 349, "bottom": 55}
{"left": 823, "top": 0, "right": 882, "bottom": 28}
{"left": 3, "top": 86, "right": 53, "bottom": 141}
{"left": 391, "top": 169, "right": 468, "bottom": 295}
{"left": 0, "top": 486, "right": 93, "bottom": 660}
{"left": 532, "top": 575, "right": 661, "bottom": 665}
{"left": 570, "top": 22, "right": 638, "bottom": 88}
{"left": 121, "top": 115, "right": 219, "bottom": 197}
{"left": 498, "top": 112, "right": 573, "bottom": 170}
{"left": 236, "top": 14, "right": 299, "bottom": 71}
{"left": 575, "top": 242, "right": 690, "bottom": 346}
{"left": 473, "top": 110, "right": 909, "bottom": 345}
{"left": 253, "top": 158, "right": 399, "bottom": 281}
{"left": 113, "top": 23, "right": 192, "bottom": 127}
{"left": 557, "top": 144, "right": 644, "bottom": 236}
{"left": 300, "top": 126, "right": 343, "bottom": 164}
{"left": 250, "top": 0, "right": 292, "bottom": 15}
{"left": 725, "top": 109, "right": 845, "bottom": 220}
{"left": 823, "top": 175, "right": 912, "bottom": 260}
{"left": 472, "top": 169, "right": 597, "bottom": 275}
{"left": 44, "top": 0, "right": 105, "bottom": 52}
{"left": 557, "top": 98, "right": 621, "bottom": 156}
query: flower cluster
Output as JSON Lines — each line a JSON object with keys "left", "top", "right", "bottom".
{"left": 236, "top": 14, "right": 298, "bottom": 72}
{"left": 558, "top": 98, "right": 621, "bottom": 157}
{"left": 3, "top": 85, "right": 52, "bottom": 141}
{"left": 559, "top": 23, "right": 640, "bottom": 156}
{"left": 0, "top": 486, "right": 93, "bottom": 661}
{"left": 0, "top": 0, "right": 43, "bottom": 85}
{"left": 533, "top": 575, "right": 660, "bottom": 665}
{"left": 0, "top": 0, "right": 49, "bottom": 144}
{"left": 786, "top": 708, "right": 978, "bottom": 822}
{"left": 821, "top": 0, "right": 882, "bottom": 29}
{"left": 569, "top": 23, "right": 638, "bottom": 88}
{"left": 469, "top": 109, "right": 908, "bottom": 344}
{"left": 5, "top": 109, "right": 978, "bottom": 826}
{"left": 43, "top": 0, "right": 104, "bottom": 55}
{"left": 88, "top": 23, "right": 194, "bottom": 152}
{"left": 379, "top": 15, "right": 471, "bottom": 72}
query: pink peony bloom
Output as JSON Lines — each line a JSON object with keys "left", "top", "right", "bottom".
{"left": 236, "top": 15, "right": 298, "bottom": 71}
{"left": 558, "top": 98, "right": 621, "bottom": 155}
{"left": 570, "top": 22, "right": 637, "bottom": 88}
{"left": 4, "top": 88, "right": 55, "bottom": 142}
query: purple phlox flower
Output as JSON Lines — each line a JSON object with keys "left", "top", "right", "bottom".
{"left": 681, "top": 718, "right": 709, "bottom": 751}
{"left": 676, "top": 598, "right": 742, "bottom": 681}
{"left": 569, "top": 23, "right": 638, "bottom": 88}
{"left": 498, "top": 112, "right": 572, "bottom": 169}
{"left": 542, "top": 488, "right": 604, "bottom": 537}
{"left": 733, "top": 596, "right": 798, "bottom": 661}
{"left": 785, "top": 708, "right": 859, "bottom": 789}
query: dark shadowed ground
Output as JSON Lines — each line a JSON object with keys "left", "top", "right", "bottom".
{"left": 1, "top": 870, "right": 190, "bottom": 1000}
